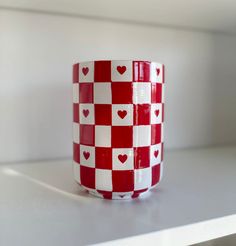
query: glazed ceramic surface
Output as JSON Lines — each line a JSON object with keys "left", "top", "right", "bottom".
{"left": 73, "top": 60, "right": 165, "bottom": 199}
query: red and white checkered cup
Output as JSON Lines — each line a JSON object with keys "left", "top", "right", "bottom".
{"left": 73, "top": 60, "right": 164, "bottom": 199}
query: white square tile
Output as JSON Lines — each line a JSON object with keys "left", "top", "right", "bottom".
{"left": 95, "top": 126, "right": 111, "bottom": 147}
{"left": 150, "top": 62, "right": 163, "bottom": 83}
{"left": 80, "top": 145, "right": 95, "bottom": 168}
{"left": 79, "top": 61, "right": 94, "bottom": 82}
{"left": 133, "top": 125, "right": 151, "bottom": 147}
{"left": 151, "top": 104, "right": 162, "bottom": 124}
{"left": 134, "top": 168, "right": 152, "bottom": 190}
{"left": 112, "top": 148, "right": 134, "bottom": 170}
{"left": 73, "top": 122, "right": 80, "bottom": 144}
{"left": 161, "top": 123, "right": 164, "bottom": 142}
{"left": 95, "top": 169, "right": 112, "bottom": 191}
{"left": 112, "top": 104, "right": 133, "bottom": 126}
{"left": 150, "top": 143, "right": 161, "bottom": 166}
{"left": 133, "top": 83, "right": 151, "bottom": 104}
{"left": 73, "top": 83, "right": 79, "bottom": 103}
{"left": 79, "top": 104, "right": 94, "bottom": 124}
{"left": 73, "top": 162, "right": 81, "bottom": 183}
{"left": 94, "top": 83, "right": 111, "bottom": 104}
{"left": 111, "top": 60, "right": 132, "bottom": 82}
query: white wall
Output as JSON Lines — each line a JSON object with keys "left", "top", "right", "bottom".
{"left": 1, "top": 9, "right": 236, "bottom": 162}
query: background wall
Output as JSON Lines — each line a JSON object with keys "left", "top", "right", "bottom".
{"left": 1, "top": 9, "right": 236, "bottom": 163}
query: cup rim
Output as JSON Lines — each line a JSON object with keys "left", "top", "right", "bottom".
{"left": 73, "top": 60, "right": 164, "bottom": 66}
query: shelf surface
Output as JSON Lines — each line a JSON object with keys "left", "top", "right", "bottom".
{"left": 0, "top": 146, "right": 236, "bottom": 245}
{"left": 1, "top": 0, "right": 236, "bottom": 34}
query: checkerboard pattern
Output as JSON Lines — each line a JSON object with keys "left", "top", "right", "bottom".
{"left": 73, "top": 60, "right": 164, "bottom": 199}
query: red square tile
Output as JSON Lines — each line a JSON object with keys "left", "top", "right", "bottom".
{"left": 80, "top": 166, "right": 95, "bottom": 189}
{"left": 73, "top": 63, "right": 79, "bottom": 83}
{"left": 79, "top": 83, "right": 93, "bottom": 103}
{"left": 95, "top": 147, "right": 112, "bottom": 169}
{"left": 73, "top": 143, "right": 80, "bottom": 163}
{"left": 73, "top": 103, "right": 79, "bottom": 123}
{"left": 152, "top": 164, "right": 160, "bottom": 186}
{"left": 112, "top": 126, "right": 133, "bottom": 148}
{"left": 112, "top": 83, "right": 133, "bottom": 104}
{"left": 80, "top": 125, "right": 95, "bottom": 146}
{"left": 151, "top": 83, "right": 162, "bottom": 103}
{"left": 133, "top": 104, "right": 150, "bottom": 125}
{"left": 133, "top": 61, "right": 151, "bottom": 82}
{"left": 134, "top": 146, "right": 150, "bottom": 169}
{"left": 94, "top": 61, "right": 111, "bottom": 82}
{"left": 112, "top": 170, "right": 134, "bottom": 192}
{"left": 95, "top": 104, "right": 112, "bottom": 125}
{"left": 151, "top": 124, "right": 161, "bottom": 145}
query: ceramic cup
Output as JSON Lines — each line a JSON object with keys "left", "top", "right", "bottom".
{"left": 73, "top": 60, "right": 164, "bottom": 199}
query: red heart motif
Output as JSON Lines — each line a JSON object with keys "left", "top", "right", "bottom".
{"left": 117, "top": 66, "right": 126, "bottom": 75}
{"left": 154, "top": 150, "right": 159, "bottom": 158}
{"left": 83, "top": 151, "right": 90, "bottom": 160}
{"left": 117, "top": 110, "right": 127, "bottom": 119}
{"left": 155, "top": 110, "right": 159, "bottom": 117}
{"left": 82, "top": 67, "right": 89, "bottom": 76}
{"left": 156, "top": 68, "right": 160, "bottom": 76}
{"left": 118, "top": 154, "right": 127, "bottom": 163}
{"left": 83, "top": 109, "right": 89, "bottom": 117}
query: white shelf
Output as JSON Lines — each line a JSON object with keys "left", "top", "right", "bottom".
{"left": 0, "top": 0, "right": 236, "bottom": 34}
{"left": 0, "top": 146, "right": 236, "bottom": 245}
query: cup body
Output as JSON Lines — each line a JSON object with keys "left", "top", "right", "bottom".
{"left": 73, "top": 60, "right": 164, "bottom": 199}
